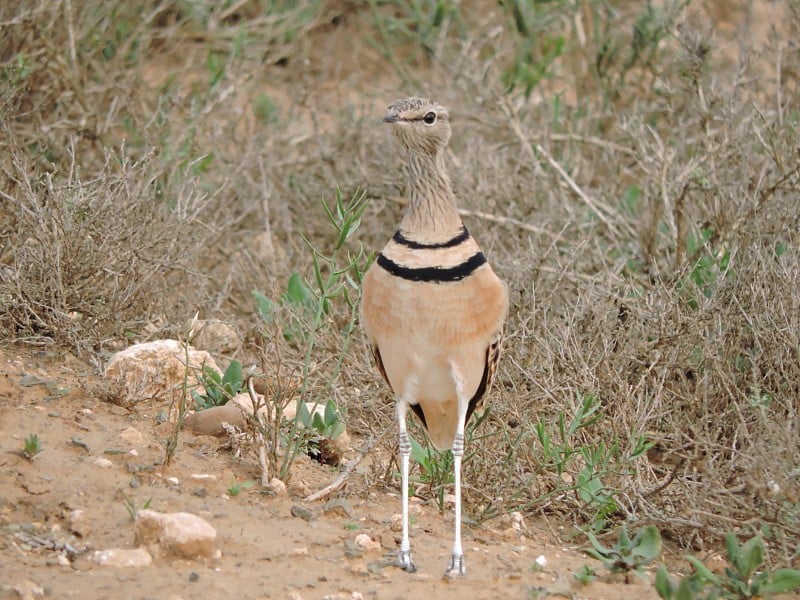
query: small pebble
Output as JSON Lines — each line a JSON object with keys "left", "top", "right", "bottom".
{"left": 94, "top": 458, "right": 113, "bottom": 468}
{"left": 290, "top": 505, "right": 314, "bottom": 521}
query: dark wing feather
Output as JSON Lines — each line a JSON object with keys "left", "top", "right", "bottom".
{"left": 466, "top": 330, "right": 503, "bottom": 424}
{"left": 370, "top": 344, "right": 393, "bottom": 393}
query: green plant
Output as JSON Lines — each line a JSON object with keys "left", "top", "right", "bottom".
{"left": 252, "top": 188, "right": 373, "bottom": 481}
{"left": 253, "top": 93, "right": 279, "bottom": 125}
{"left": 191, "top": 360, "right": 245, "bottom": 410}
{"left": 22, "top": 433, "right": 42, "bottom": 460}
{"left": 501, "top": 0, "right": 567, "bottom": 98}
{"left": 122, "top": 494, "right": 152, "bottom": 521}
{"left": 656, "top": 533, "right": 800, "bottom": 600}
{"left": 296, "top": 398, "right": 346, "bottom": 441}
{"left": 254, "top": 273, "right": 318, "bottom": 345}
{"left": 574, "top": 564, "right": 597, "bottom": 585}
{"left": 228, "top": 480, "right": 256, "bottom": 497}
{"left": 366, "top": 0, "right": 464, "bottom": 83}
{"left": 408, "top": 432, "right": 455, "bottom": 510}
{"left": 585, "top": 524, "right": 662, "bottom": 583}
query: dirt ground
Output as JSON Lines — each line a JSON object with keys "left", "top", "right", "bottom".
{"left": 0, "top": 348, "right": 666, "bottom": 600}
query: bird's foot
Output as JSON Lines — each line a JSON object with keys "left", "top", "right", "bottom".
{"left": 398, "top": 549, "right": 417, "bottom": 573}
{"left": 445, "top": 552, "right": 466, "bottom": 578}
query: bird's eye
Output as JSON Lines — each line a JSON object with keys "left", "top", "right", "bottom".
{"left": 422, "top": 111, "right": 437, "bottom": 125}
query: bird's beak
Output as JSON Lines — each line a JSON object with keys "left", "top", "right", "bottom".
{"left": 383, "top": 112, "right": 401, "bottom": 124}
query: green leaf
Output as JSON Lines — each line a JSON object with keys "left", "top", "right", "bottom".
{"left": 252, "top": 291, "right": 275, "bottom": 322}
{"left": 762, "top": 569, "right": 800, "bottom": 594}
{"left": 284, "top": 272, "right": 314, "bottom": 308}
{"left": 312, "top": 411, "right": 325, "bottom": 432}
{"left": 222, "top": 360, "right": 243, "bottom": 390}
{"left": 296, "top": 400, "right": 311, "bottom": 426}
{"left": 585, "top": 531, "right": 615, "bottom": 558}
{"left": 738, "top": 534, "right": 763, "bottom": 580}
{"left": 324, "top": 400, "right": 337, "bottom": 424}
{"left": 408, "top": 433, "right": 427, "bottom": 466}
{"left": 657, "top": 576, "right": 675, "bottom": 600}
{"left": 632, "top": 525, "right": 662, "bottom": 562}
{"left": 685, "top": 555, "right": 721, "bottom": 586}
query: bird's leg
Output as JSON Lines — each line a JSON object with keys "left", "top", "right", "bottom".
{"left": 397, "top": 400, "right": 416, "bottom": 573}
{"left": 446, "top": 362, "right": 469, "bottom": 577}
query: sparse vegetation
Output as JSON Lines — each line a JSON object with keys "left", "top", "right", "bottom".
{"left": 1, "top": 0, "right": 798, "bottom": 577}
{"left": 122, "top": 494, "right": 152, "bottom": 521}
{"left": 21, "top": 434, "right": 42, "bottom": 461}
{"left": 227, "top": 480, "right": 256, "bottom": 497}
{"left": 656, "top": 532, "right": 800, "bottom": 599}
{"left": 584, "top": 524, "right": 662, "bottom": 583}
{"left": 192, "top": 360, "right": 245, "bottom": 411}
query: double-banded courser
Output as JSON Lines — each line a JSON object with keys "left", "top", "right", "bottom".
{"left": 360, "top": 97, "right": 508, "bottom": 577}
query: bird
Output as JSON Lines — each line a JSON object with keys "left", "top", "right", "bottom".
{"left": 360, "top": 97, "right": 509, "bottom": 577}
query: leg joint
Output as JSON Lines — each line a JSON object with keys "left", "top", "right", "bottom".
{"left": 452, "top": 432, "right": 465, "bottom": 457}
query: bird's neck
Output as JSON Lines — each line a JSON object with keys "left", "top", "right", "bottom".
{"left": 399, "top": 150, "right": 463, "bottom": 240}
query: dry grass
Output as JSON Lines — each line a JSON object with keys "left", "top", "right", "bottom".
{"left": 1, "top": 0, "right": 798, "bottom": 566}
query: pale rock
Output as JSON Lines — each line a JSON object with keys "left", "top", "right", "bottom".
{"left": 104, "top": 340, "right": 220, "bottom": 407}
{"left": 134, "top": 509, "right": 216, "bottom": 559}
{"left": 166, "top": 477, "right": 179, "bottom": 486}
{"left": 281, "top": 400, "right": 324, "bottom": 421}
{"left": 189, "top": 319, "right": 240, "bottom": 355}
{"left": 288, "top": 592, "right": 304, "bottom": 600}
{"left": 57, "top": 554, "right": 71, "bottom": 566}
{"left": 94, "top": 458, "right": 113, "bottom": 468}
{"left": 68, "top": 509, "right": 90, "bottom": 537}
{"left": 232, "top": 391, "right": 267, "bottom": 417}
{"left": 92, "top": 547, "right": 153, "bottom": 567}
{"left": 118, "top": 426, "right": 145, "bottom": 447}
{"left": 331, "top": 430, "right": 351, "bottom": 457}
{"left": 290, "top": 547, "right": 308, "bottom": 556}
{"left": 353, "top": 533, "right": 381, "bottom": 553}
{"left": 190, "top": 474, "right": 217, "bottom": 481}
{"left": 390, "top": 514, "right": 402, "bottom": 532}
{"left": 267, "top": 477, "right": 287, "bottom": 496}
{"left": 322, "top": 498, "right": 353, "bottom": 519}
{"left": 3, "top": 580, "right": 44, "bottom": 599}
{"left": 184, "top": 403, "right": 247, "bottom": 436}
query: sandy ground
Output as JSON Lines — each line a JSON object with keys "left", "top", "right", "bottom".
{"left": 0, "top": 347, "right": 665, "bottom": 600}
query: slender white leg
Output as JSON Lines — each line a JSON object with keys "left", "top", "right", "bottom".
{"left": 397, "top": 400, "right": 416, "bottom": 572}
{"left": 446, "top": 362, "right": 468, "bottom": 577}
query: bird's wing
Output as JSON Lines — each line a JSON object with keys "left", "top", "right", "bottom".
{"left": 465, "top": 325, "right": 504, "bottom": 424}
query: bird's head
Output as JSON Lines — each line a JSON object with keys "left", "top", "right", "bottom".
{"left": 383, "top": 97, "right": 451, "bottom": 156}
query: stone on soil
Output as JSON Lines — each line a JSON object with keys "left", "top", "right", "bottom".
{"left": 189, "top": 319, "right": 240, "bottom": 355}
{"left": 183, "top": 403, "right": 247, "bottom": 436}
{"left": 134, "top": 509, "right": 216, "bottom": 559}
{"left": 104, "top": 340, "right": 220, "bottom": 407}
{"left": 68, "top": 509, "right": 90, "bottom": 538}
{"left": 92, "top": 547, "right": 153, "bottom": 567}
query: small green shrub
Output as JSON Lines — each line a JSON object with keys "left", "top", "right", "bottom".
{"left": 656, "top": 532, "right": 800, "bottom": 600}
{"left": 22, "top": 433, "right": 42, "bottom": 460}
{"left": 585, "top": 524, "right": 662, "bottom": 583}
{"left": 191, "top": 360, "right": 244, "bottom": 410}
